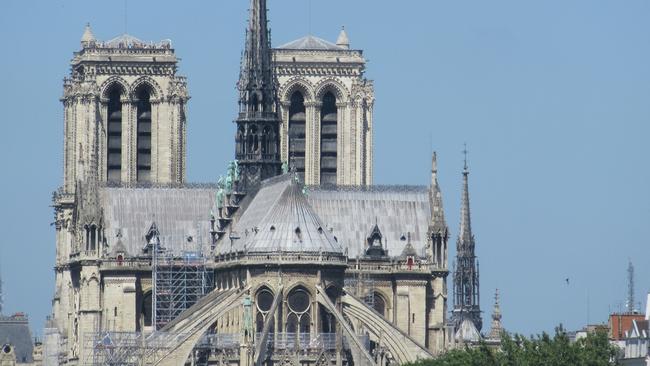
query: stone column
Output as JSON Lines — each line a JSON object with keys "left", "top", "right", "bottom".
{"left": 122, "top": 98, "right": 135, "bottom": 183}
{"left": 336, "top": 102, "right": 347, "bottom": 185}
{"left": 150, "top": 99, "right": 161, "bottom": 183}
{"left": 280, "top": 101, "right": 291, "bottom": 164}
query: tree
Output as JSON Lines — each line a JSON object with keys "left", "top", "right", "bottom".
{"left": 406, "top": 327, "right": 619, "bottom": 366}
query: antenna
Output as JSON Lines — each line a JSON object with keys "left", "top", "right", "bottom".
{"left": 0, "top": 257, "right": 3, "bottom": 315}
{"left": 124, "top": 0, "right": 128, "bottom": 34}
{"left": 308, "top": 0, "right": 312, "bottom": 35}
{"left": 627, "top": 260, "right": 635, "bottom": 313}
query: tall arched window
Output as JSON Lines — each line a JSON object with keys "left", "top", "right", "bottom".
{"left": 107, "top": 88, "right": 123, "bottom": 182}
{"left": 141, "top": 292, "right": 152, "bottom": 328}
{"left": 255, "top": 287, "right": 275, "bottom": 333}
{"left": 372, "top": 292, "right": 386, "bottom": 318}
{"left": 136, "top": 88, "right": 152, "bottom": 182}
{"left": 320, "top": 92, "right": 338, "bottom": 185}
{"left": 288, "top": 91, "right": 306, "bottom": 182}
{"left": 286, "top": 287, "right": 311, "bottom": 334}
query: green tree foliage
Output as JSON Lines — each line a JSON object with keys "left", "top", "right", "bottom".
{"left": 406, "top": 328, "right": 619, "bottom": 366}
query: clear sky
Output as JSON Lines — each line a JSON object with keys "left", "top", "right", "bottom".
{"left": 0, "top": 0, "right": 648, "bottom": 337}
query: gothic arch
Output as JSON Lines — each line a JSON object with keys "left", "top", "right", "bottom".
{"left": 130, "top": 76, "right": 164, "bottom": 102}
{"left": 285, "top": 282, "right": 314, "bottom": 298}
{"left": 99, "top": 76, "right": 129, "bottom": 101}
{"left": 280, "top": 77, "right": 315, "bottom": 103}
{"left": 314, "top": 78, "right": 348, "bottom": 102}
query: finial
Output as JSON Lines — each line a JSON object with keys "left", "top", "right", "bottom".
{"left": 462, "top": 143, "right": 468, "bottom": 172}
{"left": 81, "top": 22, "right": 96, "bottom": 47}
{"left": 431, "top": 151, "right": 438, "bottom": 174}
{"left": 337, "top": 25, "right": 350, "bottom": 49}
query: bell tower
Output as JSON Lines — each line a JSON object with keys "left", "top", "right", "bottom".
{"left": 61, "top": 24, "right": 189, "bottom": 193}
{"left": 234, "top": 0, "right": 282, "bottom": 188}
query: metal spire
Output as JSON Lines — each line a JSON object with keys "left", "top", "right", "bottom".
{"left": 0, "top": 258, "right": 4, "bottom": 315}
{"left": 458, "top": 145, "right": 474, "bottom": 253}
{"left": 238, "top": 0, "right": 275, "bottom": 113}
{"left": 235, "top": 0, "right": 282, "bottom": 187}
{"left": 451, "top": 145, "right": 482, "bottom": 332}
{"left": 627, "top": 260, "right": 636, "bottom": 313}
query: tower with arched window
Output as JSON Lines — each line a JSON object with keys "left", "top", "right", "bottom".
{"left": 53, "top": 24, "right": 190, "bottom": 362}
{"left": 61, "top": 24, "right": 189, "bottom": 192}
{"left": 275, "top": 28, "right": 375, "bottom": 186}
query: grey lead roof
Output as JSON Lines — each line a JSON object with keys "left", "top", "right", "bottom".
{"left": 307, "top": 186, "right": 432, "bottom": 258}
{"left": 100, "top": 187, "right": 217, "bottom": 257}
{"left": 277, "top": 35, "right": 345, "bottom": 50}
{"left": 227, "top": 175, "right": 342, "bottom": 255}
{"left": 99, "top": 180, "right": 435, "bottom": 260}
{"left": 0, "top": 317, "right": 33, "bottom": 363}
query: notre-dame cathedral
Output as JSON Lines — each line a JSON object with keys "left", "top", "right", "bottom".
{"left": 47, "top": 1, "right": 490, "bottom": 365}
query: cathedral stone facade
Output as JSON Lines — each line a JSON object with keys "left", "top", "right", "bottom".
{"left": 274, "top": 30, "right": 374, "bottom": 186}
{"left": 45, "top": 1, "right": 487, "bottom": 365}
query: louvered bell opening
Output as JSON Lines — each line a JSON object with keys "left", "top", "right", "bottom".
{"left": 322, "top": 113, "right": 337, "bottom": 123}
{"left": 137, "top": 136, "right": 151, "bottom": 150}
{"left": 107, "top": 136, "right": 121, "bottom": 149}
{"left": 321, "top": 123, "right": 337, "bottom": 135}
{"left": 320, "top": 172, "right": 336, "bottom": 185}
{"left": 320, "top": 156, "right": 337, "bottom": 170}
{"left": 321, "top": 140, "right": 337, "bottom": 154}
{"left": 138, "top": 111, "right": 151, "bottom": 120}
{"left": 138, "top": 122, "right": 151, "bottom": 133}
{"left": 137, "top": 153, "right": 151, "bottom": 166}
{"left": 290, "top": 112, "right": 306, "bottom": 122}
{"left": 109, "top": 110, "right": 122, "bottom": 120}
{"left": 108, "top": 121, "right": 121, "bottom": 134}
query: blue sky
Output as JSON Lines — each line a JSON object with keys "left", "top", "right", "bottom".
{"left": 0, "top": 0, "right": 649, "bottom": 337}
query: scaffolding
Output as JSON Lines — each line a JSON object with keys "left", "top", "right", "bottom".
{"left": 153, "top": 250, "right": 212, "bottom": 330}
{"left": 344, "top": 271, "right": 376, "bottom": 308}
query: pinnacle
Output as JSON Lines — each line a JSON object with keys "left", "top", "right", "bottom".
{"left": 81, "top": 23, "right": 96, "bottom": 46}
{"left": 336, "top": 26, "right": 350, "bottom": 49}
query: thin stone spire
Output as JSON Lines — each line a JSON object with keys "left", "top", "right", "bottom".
{"left": 488, "top": 289, "right": 503, "bottom": 339}
{"left": 429, "top": 152, "right": 446, "bottom": 233}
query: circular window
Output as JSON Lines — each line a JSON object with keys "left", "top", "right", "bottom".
{"left": 2, "top": 345, "right": 11, "bottom": 354}
{"left": 288, "top": 288, "right": 310, "bottom": 313}
{"left": 256, "top": 289, "right": 274, "bottom": 312}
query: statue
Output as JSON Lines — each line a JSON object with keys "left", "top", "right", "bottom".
{"left": 282, "top": 161, "right": 289, "bottom": 174}
{"left": 216, "top": 175, "right": 225, "bottom": 210}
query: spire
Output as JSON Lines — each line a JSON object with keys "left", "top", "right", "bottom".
{"left": 451, "top": 144, "right": 482, "bottom": 332}
{"left": 488, "top": 289, "right": 503, "bottom": 339}
{"left": 627, "top": 260, "right": 636, "bottom": 313}
{"left": 235, "top": 0, "right": 282, "bottom": 187}
{"left": 0, "top": 260, "right": 3, "bottom": 315}
{"left": 458, "top": 146, "right": 474, "bottom": 253}
{"left": 238, "top": 0, "right": 275, "bottom": 114}
{"left": 336, "top": 26, "right": 350, "bottom": 49}
{"left": 80, "top": 23, "right": 96, "bottom": 47}
{"left": 429, "top": 152, "right": 446, "bottom": 233}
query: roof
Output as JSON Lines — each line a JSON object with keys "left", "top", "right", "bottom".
{"left": 104, "top": 33, "right": 147, "bottom": 48}
{"left": 455, "top": 318, "right": 481, "bottom": 343}
{"left": 307, "top": 185, "right": 431, "bottom": 258}
{"left": 100, "top": 186, "right": 217, "bottom": 257}
{"left": 230, "top": 175, "right": 342, "bottom": 255}
{"left": 0, "top": 316, "right": 33, "bottom": 363}
{"left": 277, "top": 35, "right": 345, "bottom": 51}
{"left": 81, "top": 23, "right": 96, "bottom": 44}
